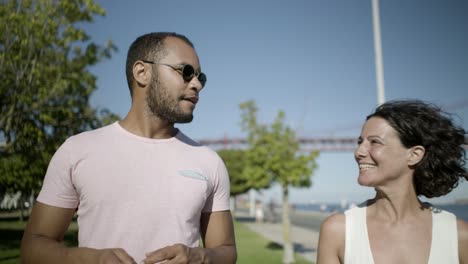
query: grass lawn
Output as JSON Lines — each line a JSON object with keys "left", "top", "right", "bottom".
{"left": 0, "top": 220, "right": 26, "bottom": 264}
{"left": 235, "top": 221, "right": 312, "bottom": 264}
{"left": 0, "top": 219, "right": 312, "bottom": 264}
{"left": 0, "top": 219, "right": 78, "bottom": 264}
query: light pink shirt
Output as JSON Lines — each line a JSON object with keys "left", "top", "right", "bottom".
{"left": 37, "top": 122, "right": 231, "bottom": 262}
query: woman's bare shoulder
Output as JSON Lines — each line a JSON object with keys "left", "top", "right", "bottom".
{"left": 457, "top": 218, "right": 468, "bottom": 263}
{"left": 320, "top": 212, "right": 346, "bottom": 236}
{"left": 457, "top": 218, "right": 468, "bottom": 240}
{"left": 317, "top": 212, "right": 346, "bottom": 263}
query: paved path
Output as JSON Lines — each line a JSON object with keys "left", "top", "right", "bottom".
{"left": 237, "top": 210, "right": 328, "bottom": 263}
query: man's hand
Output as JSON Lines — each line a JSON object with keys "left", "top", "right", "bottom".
{"left": 95, "top": 248, "right": 137, "bottom": 264}
{"left": 143, "top": 244, "right": 207, "bottom": 264}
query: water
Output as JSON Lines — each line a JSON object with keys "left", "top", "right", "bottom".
{"left": 295, "top": 203, "right": 468, "bottom": 221}
{"left": 438, "top": 204, "right": 468, "bottom": 221}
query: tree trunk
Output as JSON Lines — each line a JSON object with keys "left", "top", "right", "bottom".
{"left": 282, "top": 184, "right": 294, "bottom": 264}
{"left": 249, "top": 189, "right": 256, "bottom": 217}
{"left": 19, "top": 193, "right": 24, "bottom": 222}
{"left": 28, "top": 189, "right": 35, "bottom": 215}
{"left": 230, "top": 195, "right": 236, "bottom": 219}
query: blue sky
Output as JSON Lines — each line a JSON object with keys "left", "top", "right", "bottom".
{"left": 84, "top": 0, "right": 467, "bottom": 204}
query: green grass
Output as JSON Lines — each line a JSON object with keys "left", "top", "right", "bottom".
{"left": 235, "top": 221, "right": 313, "bottom": 264}
{"left": 0, "top": 219, "right": 312, "bottom": 264}
{"left": 0, "top": 220, "right": 26, "bottom": 264}
{"left": 0, "top": 219, "right": 78, "bottom": 264}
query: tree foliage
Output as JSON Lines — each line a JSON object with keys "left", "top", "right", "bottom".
{"left": 217, "top": 149, "right": 249, "bottom": 196}
{"left": 240, "top": 100, "right": 319, "bottom": 264}
{"left": 240, "top": 100, "right": 319, "bottom": 188}
{"left": 218, "top": 148, "right": 272, "bottom": 197}
{"left": 0, "top": 0, "right": 118, "bottom": 194}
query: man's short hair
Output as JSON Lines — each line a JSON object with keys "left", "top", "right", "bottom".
{"left": 125, "top": 32, "right": 194, "bottom": 96}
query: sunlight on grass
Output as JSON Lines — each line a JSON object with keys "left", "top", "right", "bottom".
{"left": 235, "top": 221, "right": 312, "bottom": 264}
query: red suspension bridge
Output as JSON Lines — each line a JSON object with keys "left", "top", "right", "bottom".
{"left": 198, "top": 136, "right": 468, "bottom": 152}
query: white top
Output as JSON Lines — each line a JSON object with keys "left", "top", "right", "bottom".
{"left": 344, "top": 204, "right": 459, "bottom": 264}
{"left": 37, "top": 122, "right": 231, "bottom": 262}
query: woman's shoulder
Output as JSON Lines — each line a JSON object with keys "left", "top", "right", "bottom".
{"left": 318, "top": 213, "right": 346, "bottom": 262}
{"left": 320, "top": 212, "right": 346, "bottom": 235}
{"left": 319, "top": 201, "right": 371, "bottom": 242}
{"left": 457, "top": 218, "right": 468, "bottom": 263}
{"left": 457, "top": 218, "right": 468, "bottom": 241}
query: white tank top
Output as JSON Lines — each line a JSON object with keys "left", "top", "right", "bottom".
{"left": 344, "top": 205, "right": 459, "bottom": 264}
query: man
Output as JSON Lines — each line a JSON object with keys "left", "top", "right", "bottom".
{"left": 21, "top": 32, "right": 237, "bottom": 264}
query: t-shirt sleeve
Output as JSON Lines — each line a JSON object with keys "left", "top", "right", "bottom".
{"left": 202, "top": 155, "right": 231, "bottom": 212}
{"left": 36, "top": 140, "right": 79, "bottom": 209}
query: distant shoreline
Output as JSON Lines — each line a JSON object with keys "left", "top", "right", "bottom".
{"left": 294, "top": 203, "right": 468, "bottom": 222}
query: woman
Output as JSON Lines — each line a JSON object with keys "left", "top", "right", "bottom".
{"left": 317, "top": 100, "right": 468, "bottom": 264}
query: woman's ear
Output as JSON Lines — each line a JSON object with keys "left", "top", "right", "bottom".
{"left": 408, "top": 145, "right": 425, "bottom": 166}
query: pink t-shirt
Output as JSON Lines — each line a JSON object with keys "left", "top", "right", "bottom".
{"left": 37, "top": 122, "right": 230, "bottom": 262}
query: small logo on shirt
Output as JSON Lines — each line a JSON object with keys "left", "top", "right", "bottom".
{"left": 178, "top": 170, "right": 208, "bottom": 181}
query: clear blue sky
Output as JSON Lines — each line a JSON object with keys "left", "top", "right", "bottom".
{"left": 83, "top": 0, "right": 468, "bottom": 204}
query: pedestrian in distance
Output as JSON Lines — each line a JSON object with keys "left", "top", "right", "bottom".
{"left": 21, "top": 32, "right": 237, "bottom": 264}
{"left": 317, "top": 99, "right": 468, "bottom": 264}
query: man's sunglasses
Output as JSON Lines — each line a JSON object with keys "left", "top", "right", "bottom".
{"left": 142, "top": 60, "right": 207, "bottom": 87}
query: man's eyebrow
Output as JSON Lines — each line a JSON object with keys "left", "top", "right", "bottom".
{"left": 179, "top": 61, "right": 201, "bottom": 70}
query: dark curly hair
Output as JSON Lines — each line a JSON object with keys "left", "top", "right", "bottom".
{"left": 125, "top": 32, "right": 194, "bottom": 97}
{"left": 367, "top": 99, "right": 467, "bottom": 198}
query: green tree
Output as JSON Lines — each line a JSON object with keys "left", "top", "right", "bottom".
{"left": 217, "top": 149, "right": 249, "bottom": 196}
{"left": 217, "top": 148, "right": 271, "bottom": 216}
{"left": 0, "top": 0, "right": 118, "bottom": 218}
{"left": 218, "top": 148, "right": 272, "bottom": 196}
{"left": 240, "top": 100, "right": 319, "bottom": 264}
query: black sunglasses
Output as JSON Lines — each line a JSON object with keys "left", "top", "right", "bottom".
{"left": 142, "top": 60, "right": 207, "bottom": 87}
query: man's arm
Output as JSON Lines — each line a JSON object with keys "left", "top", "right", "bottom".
{"left": 199, "top": 210, "right": 237, "bottom": 263}
{"left": 143, "top": 210, "right": 237, "bottom": 264}
{"left": 21, "top": 201, "right": 136, "bottom": 264}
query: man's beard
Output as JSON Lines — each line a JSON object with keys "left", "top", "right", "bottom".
{"left": 146, "top": 75, "right": 194, "bottom": 124}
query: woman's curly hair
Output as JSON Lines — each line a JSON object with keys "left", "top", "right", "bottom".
{"left": 367, "top": 99, "right": 467, "bottom": 198}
